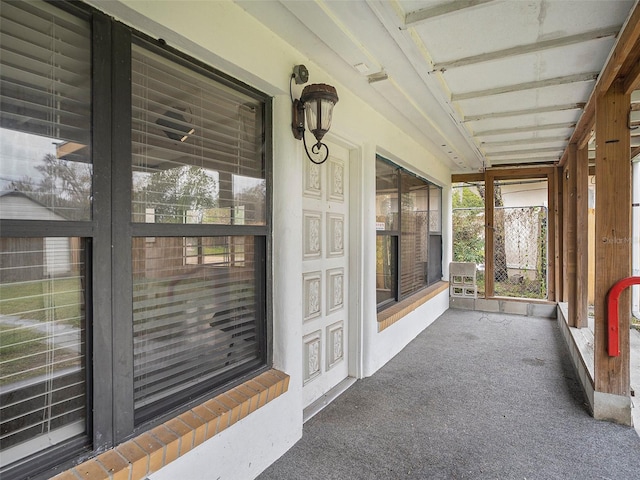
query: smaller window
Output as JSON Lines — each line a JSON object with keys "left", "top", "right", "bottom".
{"left": 375, "top": 156, "right": 442, "bottom": 309}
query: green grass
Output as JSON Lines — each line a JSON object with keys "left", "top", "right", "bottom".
{"left": 0, "top": 277, "right": 83, "bottom": 327}
{"left": 0, "top": 325, "right": 80, "bottom": 386}
{"left": 476, "top": 273, "right": 546, "bottom": 300}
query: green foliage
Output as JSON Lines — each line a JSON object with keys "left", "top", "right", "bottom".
{"left": 453, "top": 186, "right": 483, "bottom": 209}
{"left": 9, "top": 153, "right": 92, "bottom": 220}
{"left": 452, "top": 187, "right": 484, "bottom": 264}
{"left": 134, "top": 166, "right": 218, "bottom": 223}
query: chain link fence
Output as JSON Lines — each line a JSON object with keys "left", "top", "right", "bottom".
{"left": 494, "top": 206, "right": 548, "bottom": 299}
{"left": 453, "top": 206, "right": 548, "bottom": 300}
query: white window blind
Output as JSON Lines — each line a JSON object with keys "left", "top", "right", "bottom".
{"left": 0, "top": 238, "right": 86, "bottom": 466}
{"left": 132, "top": 236, "right": 262, "bottom": 418}
{"left": 131, "top": 44, "right": 265, "bottom": 226}
{"left": 0, "top": 0, "right": 92, "bottom": 221}
{"left": 130, "top": 44, "right": 267, "bottom": 421}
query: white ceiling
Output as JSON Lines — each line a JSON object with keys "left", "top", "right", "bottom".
{"left": 236, "top": 0, "right": 637, "bottom": 173}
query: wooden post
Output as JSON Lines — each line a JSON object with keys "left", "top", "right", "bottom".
{"left": 594, "top": 79, "right": 631, "bottom": 396}
{"left": 548, "top": 167, "right": 558, "bottom": 303}
{"left": 566, "top": 144, "right": 578, "bottom": 325}
{"left": 485, "top": 171, "right": 495, "bottom": 298}
{"left": 575, "top": 145, "right": 589, "bottom": 328}
{"left": 559, "top": 164, "right": 566, "bottom": 303}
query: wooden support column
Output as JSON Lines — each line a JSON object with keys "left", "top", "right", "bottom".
{"left": 575, "top": 144, "right": 589, "bottom": 328}
{"left": 559, "top": 164, "right": 566, "bottom": 302}
{"left": 548, "top": 167, "right": 558, "bottom": 303}
{"left": 565, "top": 144, "right": 578, "bottom": 325}
{"left": 485, "top": 171, "right": 495, "bottom": 298}
{"left": 594, "top": 79, "right": 631, "bottom": 405}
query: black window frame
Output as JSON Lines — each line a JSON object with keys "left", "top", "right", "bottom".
{"left": 375, "top": 155, "right": 442, "bottom": 311}
{"left": 0, "top": 2, "right": 273, "bottom": 478}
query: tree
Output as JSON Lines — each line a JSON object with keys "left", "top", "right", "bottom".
{"left": 9, "top": 153, "right": 92, "bottom": 220}
{"left": 234, "top": 181, "right": 266, "bottom": 225}
{"left": 133, "top": 165, "right": 218, "bottom": 223}
{"left": 476, "top": 183, "right": 508, "bottom": 283}
{"left": 452, "top": 186, "right": 484, "bottom": 264}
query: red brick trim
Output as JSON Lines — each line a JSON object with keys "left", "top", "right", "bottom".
{"left": 52, "top": 369, "right": 290, "bottom": 480}
{"left": 377, "top": 281, "right": 449, "bottom": 332}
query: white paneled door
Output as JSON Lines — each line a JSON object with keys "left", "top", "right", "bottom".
{"left": 301, "top": 141, "right": 349, "bottom": 407}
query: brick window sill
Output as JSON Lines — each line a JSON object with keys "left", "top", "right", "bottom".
{"left": 52, "top": 369, "right": 290, "bottom": 480}
{"left": 377, "top": 281, "right": 449, "bottom": 332}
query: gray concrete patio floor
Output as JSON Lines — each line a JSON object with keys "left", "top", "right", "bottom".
{"left": 258, "top": 309, "right": 640, "bottom": 479}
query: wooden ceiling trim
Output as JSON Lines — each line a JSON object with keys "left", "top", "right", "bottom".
{"left": 598, "top": 4, "right": 640, "bottom": 94}
{"left": 623, "top": 45, "right": 640, "bottom": 94}
{"left": 451, "top": 173, "right": 484, "bottom": 183}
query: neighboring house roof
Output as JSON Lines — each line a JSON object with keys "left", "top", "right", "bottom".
{"left": 0, "top": 190, "right": 69, "bottom": 221}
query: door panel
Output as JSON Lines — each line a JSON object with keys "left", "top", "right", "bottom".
{"left": 301, "top": 141, "right": 349, "bottom": 407}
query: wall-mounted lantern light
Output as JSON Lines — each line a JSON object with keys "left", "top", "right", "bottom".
{"left": 291, "top": 65, "right": 339, "bottom": 165}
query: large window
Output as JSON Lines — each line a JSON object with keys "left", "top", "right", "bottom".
{"left": 375, "top": 156, "right": 442, "bottom": 310}
{"left": 0, "top": 2, "right": 271, "bottom": 478}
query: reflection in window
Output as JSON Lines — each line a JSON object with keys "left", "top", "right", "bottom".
{"left": 131, "top": 45, "right": 265, "bottom": 226}
{"left": 0, "top": 0, "right": 92, "bottom": 221}
{"left": 376, "top": 236, "right": 396, "bottom": 306}
{"left": 376, "top": 156, "right": 442, "bottom": 309}
{"left": 0, "top": 238, "right": 86, "bottom": 465}
{"left": 375, "top": 159, "right": 398, "bottom": 231}
{"left": 401, "top": 176, "right": 429, "bottom": 297}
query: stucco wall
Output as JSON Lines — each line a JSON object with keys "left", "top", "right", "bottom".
{"left": 85, "top": 1, "right": 453, "bottom": 478}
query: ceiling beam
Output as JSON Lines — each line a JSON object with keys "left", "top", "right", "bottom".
{"left": 486, "top": 146, "right": 564, "bottom": 157}
{"left": 434, "top": 26, "right": 620, "bottom": 71}
{"left": 489, "top": 157, "right": 560, "bottom": 165}
{"left": 481, "top": 136, "right": 569, "bottom": 147}
{"left": 452, "top": 72, "right": 599, "bottom": 101}
{"left": 404, "top": 0, "right": 494, "bottom": 26}
{"left": 464, "top": 103, "right": 584, "bottom": 122}
{"left": 475, "top": 122, "right": 576, "bottom": 137}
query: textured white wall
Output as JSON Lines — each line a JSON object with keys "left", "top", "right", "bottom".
{"left": 85, "top": 1, "right": 453, "bottom": 478}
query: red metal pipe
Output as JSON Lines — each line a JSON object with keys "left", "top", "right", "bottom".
{"left": 607, "top": 276, "right": 640, "bottom": 356}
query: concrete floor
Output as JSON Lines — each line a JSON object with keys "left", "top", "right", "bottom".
{"left": 631, "top": 327, "right": 640, "bottom": 436}
{"left": 258, "top": 309, "right": 640, "bottom": 479}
